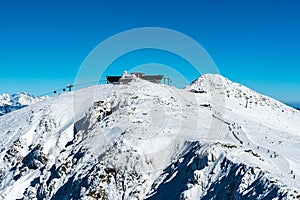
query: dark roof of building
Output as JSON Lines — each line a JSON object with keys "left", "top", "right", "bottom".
{"left": 106, "top": 76, "right": 122, "bottom": 83}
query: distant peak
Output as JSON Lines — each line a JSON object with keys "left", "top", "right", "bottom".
{"left": 185, "top": 73, "right": 232, "bottom": 93}
{"left": 0, "top": 92, "right": 45, "bottom": 107}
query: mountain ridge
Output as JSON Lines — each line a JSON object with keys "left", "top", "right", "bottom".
{"left": 0, "top": 74, "right": 299, "bottom": 199}
{"left": 0, "top": 92, "right": 46, "bottom": 116}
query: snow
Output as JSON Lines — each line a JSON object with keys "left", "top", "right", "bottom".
{"left": 0, "top": 92, "right": 47, "bottom": 116}
{"left": 0, "top": 75, "right": 299, "bottom": 199}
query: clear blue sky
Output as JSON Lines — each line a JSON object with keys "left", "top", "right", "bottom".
{"left": 0, "top": 0, "right": 299, "bottom": 104}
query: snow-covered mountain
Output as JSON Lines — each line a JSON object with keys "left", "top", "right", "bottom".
{"left": 0, "top": 74, "right": 299, "bottom": 199}
{"left": 0, "top": 92, "right": 46, "bottom": 116}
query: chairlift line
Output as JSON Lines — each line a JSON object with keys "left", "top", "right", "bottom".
{"left": 37, "top": 76, "right": 172, "bottom": 98}
{"left": 37, "top": 79, "right": 107, "bottom": 97}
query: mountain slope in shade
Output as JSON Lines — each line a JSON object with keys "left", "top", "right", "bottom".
{"left": 0, "top": 92, "right": 47, "bottom": 116}
{"left": 0, "top": 75, "right": 299, "bottom": 199}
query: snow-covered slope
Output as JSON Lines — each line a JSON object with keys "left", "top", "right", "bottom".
{"left": 0, "top": 75, "right": 299, "bottom": 199}
{"left": 0, "top": 92, "right": 46, "bottom": 116}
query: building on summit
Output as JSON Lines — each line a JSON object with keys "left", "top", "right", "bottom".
{"left": 106, "top": 71, "right": 163, "bottom": 84}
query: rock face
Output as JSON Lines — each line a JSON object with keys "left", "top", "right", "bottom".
{"left": 0, "top": 75, "right": 299, "bottom": 199}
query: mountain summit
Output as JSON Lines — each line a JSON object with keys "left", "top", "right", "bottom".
{"left": 0, "top": 74, "right": 299, "bottom": 199}
{"left": 0, "top": 92, "right": 46, "bottom": 116}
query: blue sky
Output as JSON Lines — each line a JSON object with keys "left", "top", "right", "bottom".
{"left": 0, "top": 0, "right": 299, "bottom": 104}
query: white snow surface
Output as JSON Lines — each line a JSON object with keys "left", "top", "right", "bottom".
{"left": 0, "top": 92, "right": 45, "bottom": 106}
{"left": 0, "top": 74, "right": 299, "bottom": 199}
{"left": 0, "top": 92, "right": 47, "bottom": 116}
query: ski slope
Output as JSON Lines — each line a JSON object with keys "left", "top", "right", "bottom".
{"left": 0, "top": 74, "right": 299, "bottom": 199}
